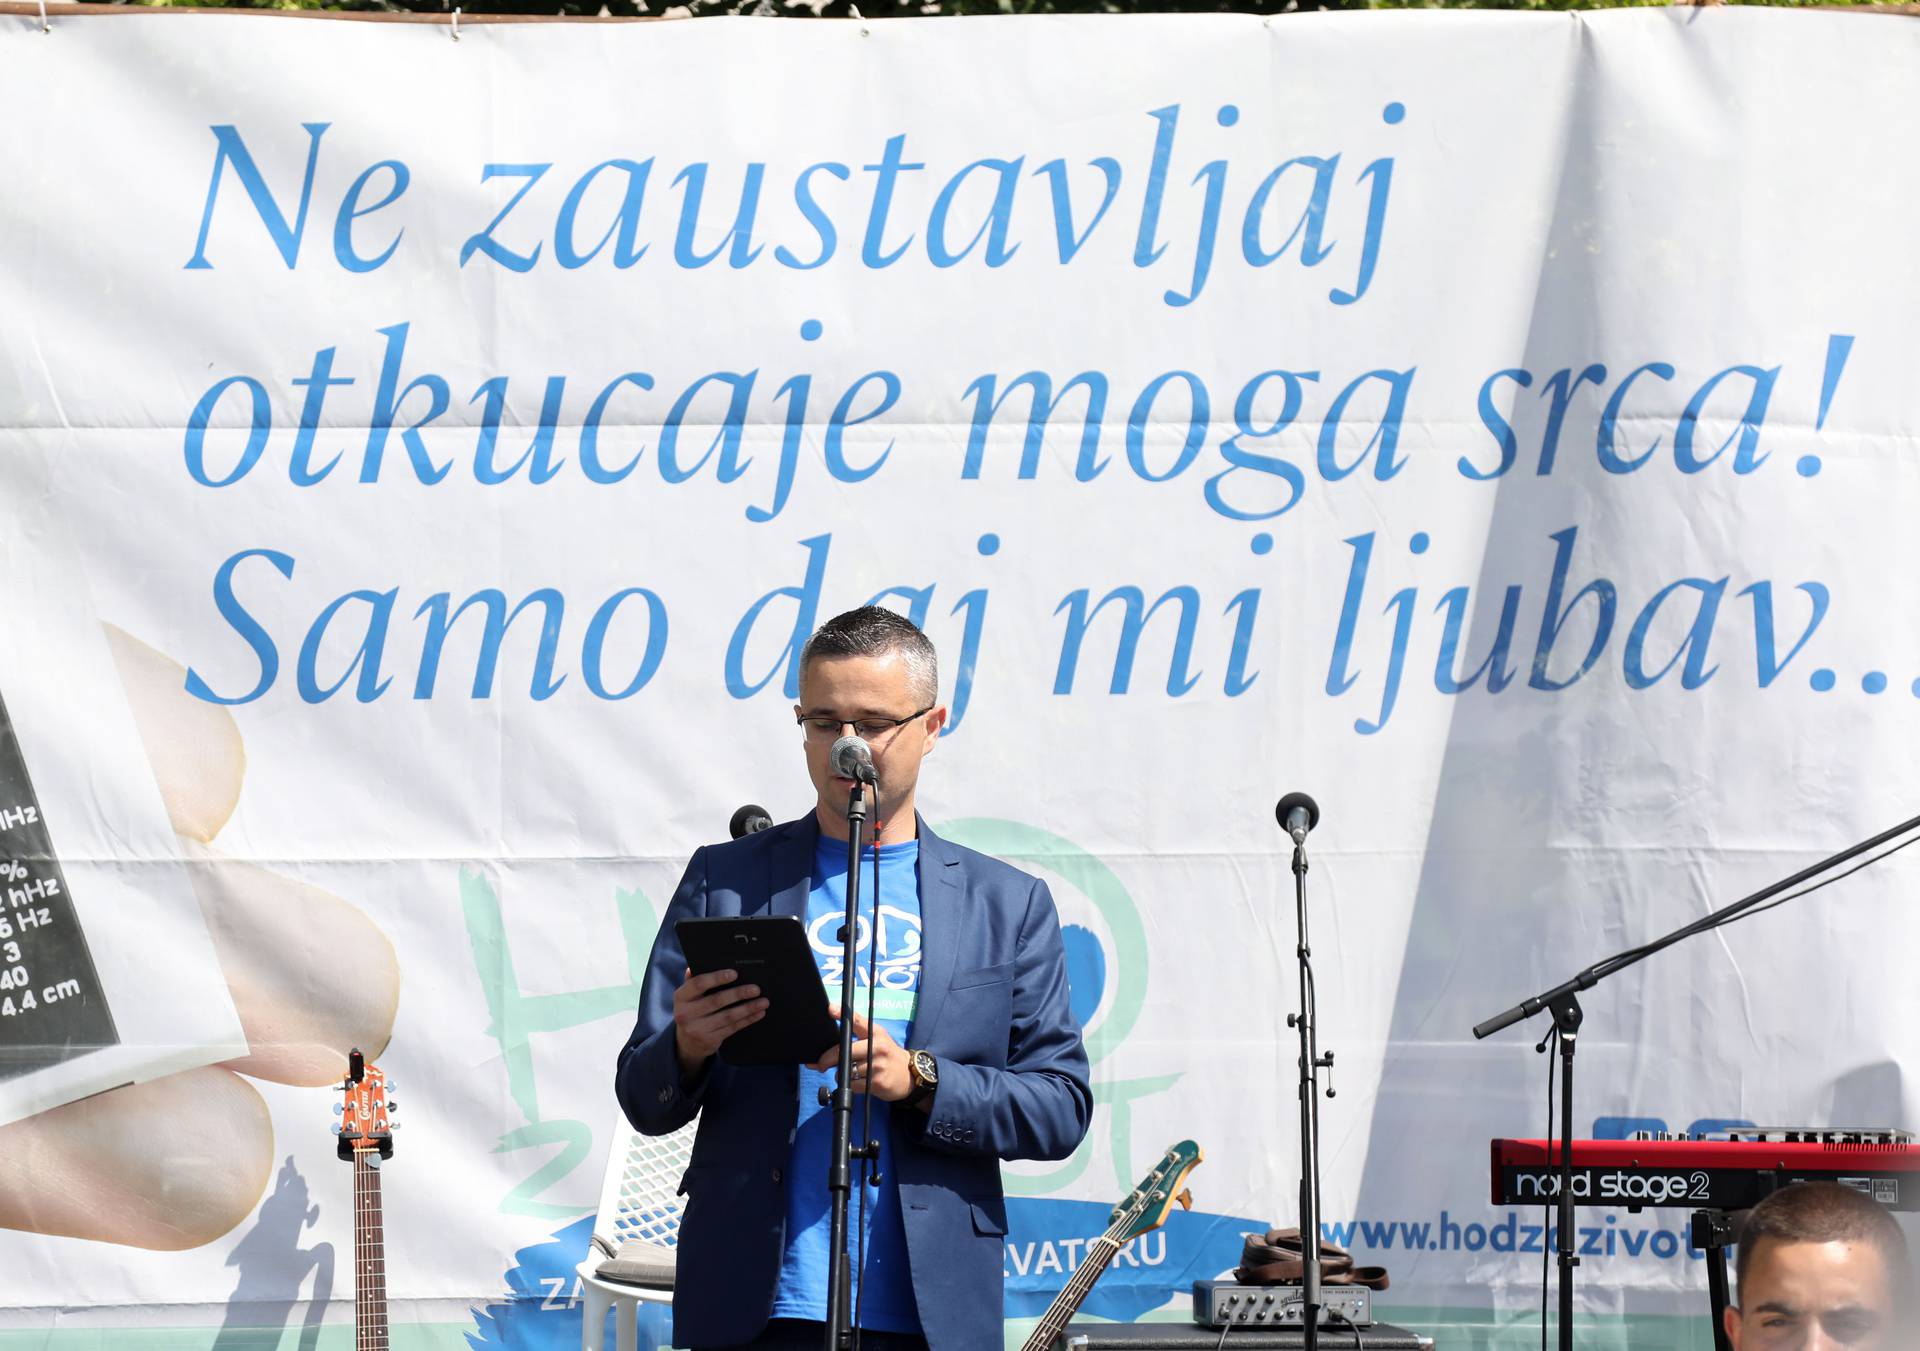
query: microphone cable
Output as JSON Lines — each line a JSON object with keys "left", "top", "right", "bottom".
{"left": 1323, "top": 1304, "right": 1367, "bottom": 1350}
{"left": 849, "top": 826, "right": 885, "bottom": 1349}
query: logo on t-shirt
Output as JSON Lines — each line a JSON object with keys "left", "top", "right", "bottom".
{"left": 806, "top": 905, "right": 922, "bottom": 991}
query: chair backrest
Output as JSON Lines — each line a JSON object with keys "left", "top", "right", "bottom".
{"left": 592, "top": 1114, "right": 699, "bottom": 1255}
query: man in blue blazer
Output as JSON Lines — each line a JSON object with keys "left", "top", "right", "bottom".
{"left": 616, "top": 607, "right": 1092, "bottom": 1351}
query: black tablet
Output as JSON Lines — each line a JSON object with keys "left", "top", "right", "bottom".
{"left": 676, "top": 915, "right": 840, "bottom": 1066}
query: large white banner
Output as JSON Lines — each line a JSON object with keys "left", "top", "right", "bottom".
{"left": 1, "top": 8, "right": 1916, "bottom": 1348}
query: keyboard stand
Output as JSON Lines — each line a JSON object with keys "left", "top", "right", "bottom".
{"left": 1690, "top": 1209, "right": 1738, "bottom": 1351}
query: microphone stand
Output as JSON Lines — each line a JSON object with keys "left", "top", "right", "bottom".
{"left": 1472, "top": 807, "right": 1920, "bottom": 1351}
{"left": 823, "top": 778, "right": 879, "bottom": 1351}
{"left": 1288, "top": 832, "right": 1334, "bottom": 1350}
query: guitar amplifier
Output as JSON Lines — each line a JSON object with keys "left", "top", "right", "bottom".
{"left": 1052, "top": 1322, "right": 1429, "bottom": 1349}
{"left": 1192, "top": 1280, "right": 1373, "bottom": 1328}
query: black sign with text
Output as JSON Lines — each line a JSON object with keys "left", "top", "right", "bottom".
{"left": 0, "top": 690, "right": 118, "bottom": 1076}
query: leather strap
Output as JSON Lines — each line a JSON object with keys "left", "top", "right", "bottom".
{"left": 1241, "top": 1227, "right": 1352, "bottom": 1268}
{"left": 1234, "top": 1228, "right": 1391, "bottom": 1291}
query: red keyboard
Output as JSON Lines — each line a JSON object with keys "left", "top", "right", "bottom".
{"left": 1490, "top": 1131, "right": 1917, "bottom": 1211}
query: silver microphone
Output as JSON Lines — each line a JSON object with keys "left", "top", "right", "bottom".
{"left": 830, "top": 734, "right": 878, "bottom": 784}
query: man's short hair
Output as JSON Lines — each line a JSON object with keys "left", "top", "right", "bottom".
{"left": 1735, "top": 1181, "right": 1910, "bottom": 1295}
{"left": 799, "top": 607, "right": 939, "bottom": 706}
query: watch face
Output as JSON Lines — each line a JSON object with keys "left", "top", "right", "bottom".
{"left": 913, "top": 1050, "right": 938, "bottom": 1086}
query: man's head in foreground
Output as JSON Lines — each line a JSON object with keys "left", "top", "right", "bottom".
{"left": 1728, "top": 1181, "right": 1909, "bottom": 1350}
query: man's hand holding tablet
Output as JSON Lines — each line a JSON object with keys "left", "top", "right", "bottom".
{"left": 671, "top": 966, "right": 768, "bottom": 1073}
{"left": 675, "top": 916, "right": 840, "bottom": 1068}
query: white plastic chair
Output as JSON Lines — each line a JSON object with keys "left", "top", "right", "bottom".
{"left": 577, "top": 1114, "right": 698, "bottom": 1351}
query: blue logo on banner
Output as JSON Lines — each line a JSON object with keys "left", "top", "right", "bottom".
{"left": 467, "top": 1217, "right": 674, "bottom": 1351}
{"left": 1005, "top": 1199, "right": 1268, "bottom": 1324}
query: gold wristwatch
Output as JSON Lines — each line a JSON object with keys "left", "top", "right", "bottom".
{"left": 905, "top": 1049, "right": 939, "bottom": 1106}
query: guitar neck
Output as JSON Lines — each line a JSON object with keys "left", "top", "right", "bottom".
{"left": 1020, "top": 1226, "right": 1126, "bottom": 1351}
{"left": 354, "top": 1151, "right": 388, "bottom": 1351}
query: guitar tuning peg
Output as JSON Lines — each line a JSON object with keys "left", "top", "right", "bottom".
{"left": 385, "top": 1100, "right": 398, "bottom": 1112}
{"left": 333, "top": 1102, "right": 343, "bottom": 1115}
{"left": 1175, "top": 1189, "right": 1193, "bottom": 1211}
{"left": 332, "top": 1124, "right": 344, "bottom": 1136}
{"left": 383, "top": 1080, "right": 396, "bottom": 1094}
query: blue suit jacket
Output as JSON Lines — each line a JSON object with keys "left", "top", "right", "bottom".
{"left": 615, "top": 814, "right": 1092, "bottom": 1350}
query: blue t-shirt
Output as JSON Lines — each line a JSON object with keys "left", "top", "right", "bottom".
{"left": 770, "top": 835, "right": 924, "bottom": 1334}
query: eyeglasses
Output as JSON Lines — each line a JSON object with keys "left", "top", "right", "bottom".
{"left": 796, "top": 706, "right": 935, "bottom": 742}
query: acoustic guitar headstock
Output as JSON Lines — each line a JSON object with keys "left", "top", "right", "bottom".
{"left": 334, "top": 1047, "right": 395, "bottom": 1161}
